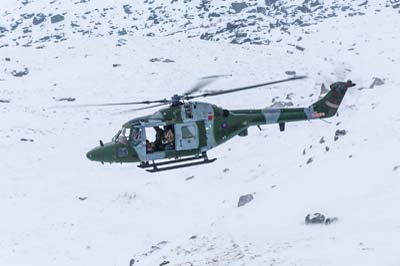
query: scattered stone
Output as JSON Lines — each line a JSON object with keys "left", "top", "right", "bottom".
{"left": 11, "top": 68, "right": 29, "bottom": 77}
{"left": 55, "top": 97, "right": 76, "bottom": 102}
{"left": 238, "top": 194, "right": 254, "bottom": 207}
{"left": 185, "top": 175, "right": 195, "bottom": 180}
{"left": 325, "top": 146, "right": 330, "bottom": 152}
{"left": 223, "top": 168, "right": 230, "bottom": 173}
{"left": 324, "top": 217, "right": 339, "bottom": 225}
{"left": 0, "top": 26, "right": 8, "bottom": 34}
{"left": 51, "top": 14, "right": 65, "bottom": 24}
{"left": 189, "top": 235, "right": 197, "bottom": 239}
{"left": 129, "top": 258, "right": 135, "bottom": 266}
{"left": 112, "top": 63, "right": 121, "bottom": 67}
{"left": 123, "top": 4, "right": 133, "bottom": 15}
{"left": 306, "top": 157, "right": 313, "bottom": 164}
{"left": 149, "top": 57, "right": 175, "bottom": 63}
{"left": 159, "top": 261, "right": 170, "bottom": 266}
{"left": 305, "top": 213, "right": 325, "bottom": 224}
{"left": 393, "top": 165, "right": 400, "bottom": 171}
{"left": 5, "top": 57, "right": 11, "bottom": 61}
{"left": 302, "top": 148, "right": 306, "bottom": 155}
{"left": 319, "top": 137, "right": 325, "bottom": 144}
{"left": 20, "top": 138, "right": 34, "bottom": 142}
{"left": 348, "top": 154, "right": 353, "bottom": 158}
{"left": 33, "top": 13, "right": 46, "bottom": 25}
{"left": 0, "top": 99, "right": 10, "bottom": 103}
{"left": 369, "top": 77, "right": 385, "bottom": 88}
{"left": 231, "top": 2, "right": 248, "bottom": 13}
{"left": 306, "top": 213, "right": 338, "bottom": 225}
{"left": 334, "top": 129, "right": 347, "bottom": 141}
{"left": 78, "top": 197, "right": 87, "bottom": 201}
{"left": 295, "top": 45, "right": 305, "bottom": 51}
{"left": 285, "top": 70, "right": 296, "bottom": 76}
{"left": 118, "top": 28, "right": 127, "bottom": 36}
{"left": 270, "top": 101, "right": 294, "bottom": 108}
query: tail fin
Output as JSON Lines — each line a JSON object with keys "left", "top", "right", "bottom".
{"left": 310, "top": 80, "right": 355, "bottom": 118}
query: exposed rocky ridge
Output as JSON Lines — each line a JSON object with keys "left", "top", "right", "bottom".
{"left": 1, "top": 0, "right": 399, "bottom": 47}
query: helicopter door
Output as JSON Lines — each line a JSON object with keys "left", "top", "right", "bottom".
{"left": 175, "top": 122, "right": 199, "bottom": 151}
{"left": 129, "top": 127, "right": 146, "bottom": 161}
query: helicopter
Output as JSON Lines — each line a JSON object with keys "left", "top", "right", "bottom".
{"left": 81, "top": 76, "right": 355, "bottom": 172}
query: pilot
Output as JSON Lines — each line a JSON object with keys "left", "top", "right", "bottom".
{"left": 153, "top": 126, "right": 165, "bottom": 150}
{"left": 164, "top": 126, "right": 174, "bottom": 150}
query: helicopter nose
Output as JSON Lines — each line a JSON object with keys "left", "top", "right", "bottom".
{"left": 86, "top": 145, "right": 113, "bottom": 163}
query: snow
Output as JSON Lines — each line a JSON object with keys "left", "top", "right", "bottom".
{"left": 1, "top": 1, "right": 400, "bottom": 266}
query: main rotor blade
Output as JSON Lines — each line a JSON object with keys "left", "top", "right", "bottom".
{"left": 185, "top": 76, "right": 307, "bottom": 100}
{"left": 183, "top": 74, "right": 231, "bottom": 96}
{"left": 64, "top": 99, "right": 170, "bottom": 108}
{"left": 113, "top": 103, "right": 169, "bottom": 115}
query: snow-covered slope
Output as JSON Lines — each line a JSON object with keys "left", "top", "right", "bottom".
{"left": 1, "top": 1, "right": 400, "bottom": 266}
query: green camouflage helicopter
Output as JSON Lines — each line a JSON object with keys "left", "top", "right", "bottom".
{"left": 83, "top": 76, "right": 355, "bottom": 172}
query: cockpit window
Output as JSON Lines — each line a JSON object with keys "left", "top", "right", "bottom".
{"left": 113, "top": 127, "right": 130, "bottom": 144}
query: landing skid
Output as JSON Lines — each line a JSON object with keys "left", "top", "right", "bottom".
{"left": 138, "top": 153, "right": 216, "bottom": 173}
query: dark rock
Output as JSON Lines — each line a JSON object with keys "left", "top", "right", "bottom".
{"left": 223, "top": 168, "right": 230, "bottom": 173}
{"left": 51, "top": 14, "right": 65, "bottom": 24}
{"left": 393, "top": 165, "right": 400, "bottom": 171}
{"left": 78, "top": 197, "right": 87, "bottom": 201}
{"left": 325, "top": 217, "right": 339, "bottom": 225}
{"left": 185, "top": 176, "right": 194, "bottom": 180}
{"left": 325, "top": 146, "right": 330, "bottom": 152}
{"left": 285, "top": 70, "right": 296, "bottom": 76}
{"left": 21, "top": 13, "right": 35, "bottom": 19}
{"left": 112, "top": 64, "right": 121, "bottom": 67}
{"left": 238, "top": 194, "right": 254, "bottom": 207}
{"left": 189, "top": 235, "right": 197, "bottom": 239}
{"left": 369, "top": 77, "right": 385, "bottom": 88}
{"left": 295, "top": 45, "right": 305, "bottom": 51}
{"left": 0, "top": 99, "right": 10, "bottom": 103}
{"left": 55, "top": 97, "right": 76, "bottom": 102}
{"left": 33, "top": 13, "right": 46, "bottom": 25}
{"left": 265, "top": 0, "right": 278, "bottom": 5}
{"left": 159, "top": 261, "right": 170, "bottom": 266}
{"left": 118, "top": 28, "right": 127, "bottom": 36}
{"left": 306, "top": 157, "right": 313, "bottom": 164}
{"left": 0, "top": 26, "right": 8, "bottom": 34}
{"left": 319, "top": 137, "right": 325, "bottom": 144}
{"left": 305, "top": 213, "right": 325, "bottom": 224}
{"left": 231, "top": 2, "right": 248, "bottom": 13}
{"left": 334, "top": 129, "right": 347, "bottom": 141}
{"left": 20, "top": 138, "right": 34, "bottom": 142}
{"left": 129, "top": 258, "right": 135, "bottom": 266}
{"left": 123, "top": 4, "right": 133, "bottom": 15}
{"left": 270, "top": 101, "right": 294, "bottom": 108}
{"left": 162, "top": 58, "right": 175, "bottom": 63}
{"left": 11, "top": 68, "right": 29, "bottom": 77}
{"left": 10, "top": 19, "right": 23, "bottom": 31}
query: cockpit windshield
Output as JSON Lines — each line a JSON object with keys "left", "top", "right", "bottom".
{"left": 112, "top": 127, "right": 130, "bottom": 144}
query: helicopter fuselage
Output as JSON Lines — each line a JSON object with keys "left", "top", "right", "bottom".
{"left": 86, "top": 80, "right": 354, "bottom": 167}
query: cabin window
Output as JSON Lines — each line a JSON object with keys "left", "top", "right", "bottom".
{"left": 181, "top": 125, "right": 196, "bottom": 139}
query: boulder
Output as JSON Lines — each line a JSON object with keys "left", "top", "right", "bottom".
{"left": 51, "top": 14, "right": 64, "bottom": 24}
{"left": 238, "top": 194, "right": 254, "bottom": 207}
